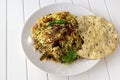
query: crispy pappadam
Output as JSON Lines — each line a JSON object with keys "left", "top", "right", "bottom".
{"left": 77, "top": 15, "right": 118, "bottom": 59}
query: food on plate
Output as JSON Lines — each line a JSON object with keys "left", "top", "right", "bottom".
{"left": 31, "top": 11, "right": 118, "bottom": 63}
{"left": 31, "top": 12, "right": 83, "bottom": 63}
{"left": 77, "top": 15, "right": 118, "bottom": 59}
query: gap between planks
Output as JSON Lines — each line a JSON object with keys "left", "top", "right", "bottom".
{"left": 104, "top": 0, "right": 115, "bottom": 80}
{"left": 22, "top": 0, "right": 28, "bottom": 80}
{"left": 6, "top": 0, "right": 7, "bottom": 80}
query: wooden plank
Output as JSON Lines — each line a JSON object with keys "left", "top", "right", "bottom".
{"left": 0, "top": 0, "right": 6, "bottom": 80}
{"left": 88, "top": 59, "right": 109, "bottom": 80}
{"left": 56, "top": 0, "right": 72, "bottom": 3}
{"left": 23, "top": 0, "right": 48, "bottom": 80}
{"left": 104, "top": 47, "right": 120, "bottom": 80}
{"left": 103, "top": 0, "right": 120, "bottom": 80}
{"left": 88, "top": 0, "right": 110, "bottom": 19}
{"left": 24, "top": 0, "right": 39, "bottom": 21}
{"left": 7, "top": 0, "right": 26, "bottom": 80}
{"left": 105, "top": 0, "right": 120, "bottom": 40}
{"left": 73, "top": 0, "right": 90, "bottom": 10}
{"left": 69, "top": 72, "right": 89, "bottom": 80}
{"left": 40, "top": 0, "right": 56, "bottom": 7}
{"left": 48, "top": 74, "right": 68, "bottom": 80}
{"left": 27, "top": 60, "right": 47, "bottom": 80}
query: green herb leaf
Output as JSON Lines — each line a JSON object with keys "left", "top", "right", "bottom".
{"left": 48, "top": 19, "right": 68, "bottom": 26}
{"left": 61, "top": 50, "right": 77, "bottom": 63}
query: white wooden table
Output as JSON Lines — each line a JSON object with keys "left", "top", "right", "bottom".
{"left": 0, "top": 0, "right": 120, "bottom": 80}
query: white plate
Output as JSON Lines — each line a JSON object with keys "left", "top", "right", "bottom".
{"left": 21, "top": 3, "right": 100, "bottom": 76}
